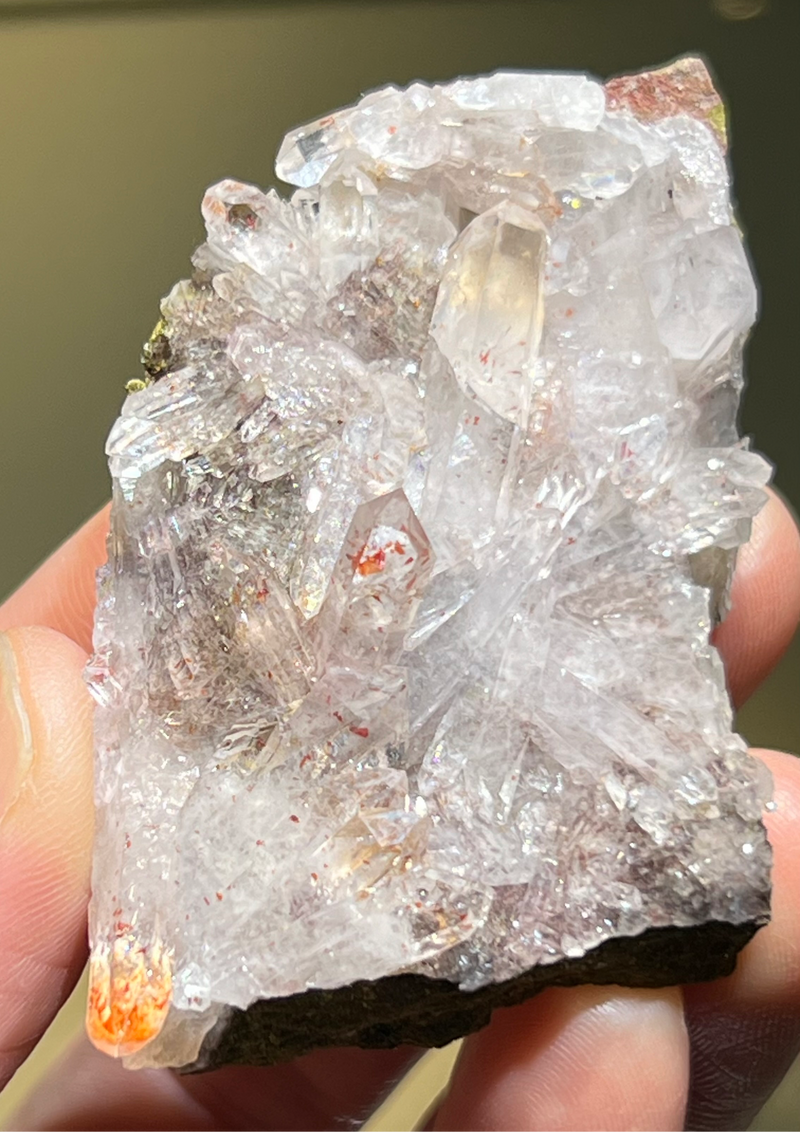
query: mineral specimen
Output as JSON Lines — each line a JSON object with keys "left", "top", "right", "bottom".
{"left": 86, "top": 58, "right": 773, "bottom": 1071}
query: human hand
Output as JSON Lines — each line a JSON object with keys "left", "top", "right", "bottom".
{"left": 1, "top": 491, "right": 799, "bottom": 1131}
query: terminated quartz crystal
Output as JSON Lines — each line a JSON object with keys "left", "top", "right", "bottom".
{"left": 87, "top": 59, "right": 772, "bottom": 1071}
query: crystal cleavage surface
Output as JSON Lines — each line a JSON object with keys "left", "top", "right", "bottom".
{"left": 86, "top": 58, "right": 772, "bottom": 1070}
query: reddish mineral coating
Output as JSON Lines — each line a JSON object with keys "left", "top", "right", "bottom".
{"left": 604, "top": 57, "right": 728, "bottom": 150}
{"left": 86, "top": 940, "right": 173, "bottom": 1057}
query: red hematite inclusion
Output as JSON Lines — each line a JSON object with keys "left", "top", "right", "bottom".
{"left": 604, "top": 57, "right": 728, "bottom": 149}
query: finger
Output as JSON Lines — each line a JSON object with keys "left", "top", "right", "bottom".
{"left": 432, "top": 985, "right": 688, "bottom": 1131}
{"left": 13, "top": 1032, "right": 421, "bottom": 1130}
{"left": 0, "top": 627, "right": 94, "bottom": 1091}
{"left": 714, "top": 489, "right": 800, "bottom": 708}
{"left": 0, "top": 505, "right": 109, "bottom": 655}
{"left": 10, "top": 1037, "right": 218, "bottom": 1132}
{"left": 683, "top": 748, "right": 800, "bottom": 1131}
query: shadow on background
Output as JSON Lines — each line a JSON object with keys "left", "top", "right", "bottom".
{"left": 0, "top": 1, "right": 797, "bottom": 1128}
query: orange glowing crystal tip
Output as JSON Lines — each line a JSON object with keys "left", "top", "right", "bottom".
{"left": 86, "top": 937, "right": 173, "bottom": 1058}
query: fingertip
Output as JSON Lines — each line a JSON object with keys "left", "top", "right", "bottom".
{"left": 9, "top": 1035, "right": 218, "bottom": 1132}
{"left": 0, "top": 626, "right": 93, "bottom": 1089}
{"left": 0, "top": 505, "right": 109, "bottom": 653}
{"left": 752, "top": 749, "right": 800, "bottom": 998}
{"left": 715, "top": 489, "right": 800, "bottom": 707}
{"left": 433, "top": 985, "right": 688, "bottom": 1131}
{"left": 10, "top": 1028, "right": 423, "bottom": 1130}
{"left": 682, "top": 749, "right": 800, "bottom": 1130}
{"left": 709, "top": 748, "right": 800, "bottom": 1010}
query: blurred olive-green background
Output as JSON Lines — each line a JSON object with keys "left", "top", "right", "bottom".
{"left": 0, "top": 0, "right": 797, "bottom": 1128}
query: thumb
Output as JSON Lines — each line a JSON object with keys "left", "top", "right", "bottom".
{"left": 0, "top": 626, "right": 93, "bottom": 1090}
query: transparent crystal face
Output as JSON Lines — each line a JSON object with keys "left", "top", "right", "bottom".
{"left": 431, "top": 200, "right": 547, "bottom": 425}
{"left": 88, "top": 59, "right": 772, "bottom": 1070}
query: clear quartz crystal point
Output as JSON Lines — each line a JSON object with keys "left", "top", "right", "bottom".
{"left": 88, "top": 59, "right": 773, "bottom": 1070}
{"left": 431, "top": 200, "right": 547, "bottom": 426}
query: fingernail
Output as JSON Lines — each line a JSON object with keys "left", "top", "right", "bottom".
{"left": 0, "top": 630, "right": 34, "bottom": 825}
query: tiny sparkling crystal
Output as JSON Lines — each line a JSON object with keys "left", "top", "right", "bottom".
{"left": 87, "top": 59, "right": 772, "bottom": 1070}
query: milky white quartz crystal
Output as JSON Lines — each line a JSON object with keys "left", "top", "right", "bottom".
{"left": 87, "top": 59, "right": 772, "bottom": 1069}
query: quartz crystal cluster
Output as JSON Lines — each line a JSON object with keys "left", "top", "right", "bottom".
{"left": 87, "top": 59, "right": 772, "bottom": 1070}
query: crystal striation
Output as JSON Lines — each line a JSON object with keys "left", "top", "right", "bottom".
{"left": 87, "top": 58, "right": 772, "bottom": 1071}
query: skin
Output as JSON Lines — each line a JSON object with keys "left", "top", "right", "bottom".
{"left": 0, "top": 490, "right": 799, "bottom": 1131}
